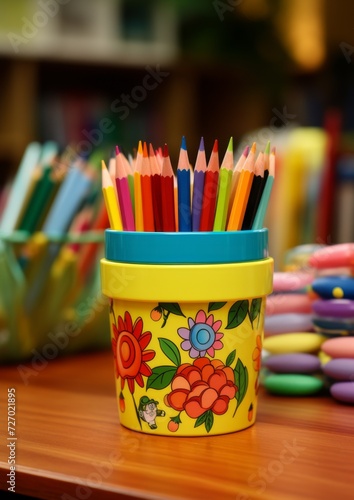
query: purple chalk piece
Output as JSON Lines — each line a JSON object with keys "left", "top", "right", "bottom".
{"left": 322, "top": 358, "right": 354, "bottom": 381}
{"left": 330, "top": 381, "right": 354, "bottom": 404}
{"left": 312, "top": 299, "right": 354, "bottom": 319}
{"left": 265, "top": 313, "right": 314, "bottom": 336}
{"left": 263, "top": 353, "right": 321, "bottom": 374}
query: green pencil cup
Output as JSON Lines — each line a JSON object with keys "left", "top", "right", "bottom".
{"left": 0, "top": 231, "right": 110, "bottom": 364}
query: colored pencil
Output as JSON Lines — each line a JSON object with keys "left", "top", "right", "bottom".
{"left": 149, "top": 143, "right": 163, "bottom": 232}
{"left": 252, "top": 147, "right": 276, "bottom": 230}
{"left": 177, "top": 136, "right": 191, "bottom": 232}
{"left": 213, "top": 137, "right": 234, "bottom": 231}
{"left": 191, "top": 137, "right": 207, "bottom": 231}
{"left": 115, "top": 147, "right": 135, "bottom": 231}
{"left": 242, "top": 151, "right": 265, "bottom": 230}
{"left": 102, "top": 160, "right": 123, "bottom": 231}
{"left": 227, "top": 145, "right": 249, "bottom": 221}
{"left": 160, "top": 143, "right": 176, "bottom": 232}
{"left": 0, "top": 142, "right": 41, "bottom": 233}
{"left": 141, "top": 142, "right": 155, "bottom": 232}
{"left": 199, "top": 139, "right": 220, "bottom": 231}
{"left": 134, "top": 141, "right": 144, "bottom": 231}
{"left": 227, "top": 142, "right": 256, "bottom": 231}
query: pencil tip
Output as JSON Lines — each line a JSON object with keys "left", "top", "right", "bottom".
{"left": 148, "top": 143, "right": 155, "bottom": 156}
{"left": 251, "top": 142, "right": 256, "bottom": 154}
{"left": 227, "top": 136, "right": 233, "bottom": 152}
{"left": 143, "top": 141, "right": 148, "bottom": 157}
{"left": 265, "top": 141, "right": 270, "bottom": 155}
{"left": 199, "top": 137, "right": 205, "bottom": 151}
{"left": 243, "top": 145, "right": 250, "bottom": 157}
{"left": 181, "top": 136, "right": 187, "bottom": 150}
{"left": 163, "top": 143, "right": 169, "bottom": 157}
{"left": 271, "top": 146, "right": 276, "bottom": 155}
{"left": 115, "top": 145, "right": 120, "bottom": 156}
{"left": 138, "top": 141, "right": 143, "bottom": 155}
{"left": 212, "top": 139, "right": 218, "bottom": 153}
{"left": 101, "top": 160, "right": 106, "bottom": 170}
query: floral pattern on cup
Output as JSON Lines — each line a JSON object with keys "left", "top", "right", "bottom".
{"left": 111, "top": 311, "right": 155, "bottom": 394}
{"left": 178, "top": 310, "right": 224, "bottom": 358}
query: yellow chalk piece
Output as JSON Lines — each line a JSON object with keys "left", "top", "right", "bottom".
{"left": 263, "top": 333, "right": 327, "bottom": 355}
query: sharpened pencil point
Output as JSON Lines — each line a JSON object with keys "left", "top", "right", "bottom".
{"left": 212, "top": 139, "right": 218, "bottom": 153}
{"left": 143, "top": 142, "right": 148, "bottom": 158}
{"left": 115, "top": 145, "right": 120, "bottom": 156}
{"left": 243, "top": 145, "right": 250, "bottom": 157}
{"left": 227, "top": 137, "right": 233, "bottom": 152}
{"left": 181, "top": 136, "right": 187, "bottom": 151}
{"left": 163, "top": 143, "right": 169, "bottom": 157}
{"left": 138, "top": 141, "right": 143, "bottom": 155}
{"left": 265, "top": 141, "right": 270, "bottom": 155}
{"left": 199, "top": 137, "right": 205, "bottom": 152}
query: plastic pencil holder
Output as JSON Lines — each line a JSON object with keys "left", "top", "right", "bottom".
{"left": 101, "top": 229, "right": 273, "bottom": 436}
{"left": 0, "top": 230, "right": 110, "bottom": 363}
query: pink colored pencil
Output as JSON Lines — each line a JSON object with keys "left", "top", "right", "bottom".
{"left": 115, "top": 146, "right": 135, "bottom": 231}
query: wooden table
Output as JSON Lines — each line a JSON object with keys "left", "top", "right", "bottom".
{"left": 0, "top": 350, "right": 353, "bottom": 500}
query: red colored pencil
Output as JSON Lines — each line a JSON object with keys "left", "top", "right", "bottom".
{"left": 141, "top": 142, "right": 155, "bottom": 232}
{"left": 149, "top": 143, "right": 163, "bottom": 232}
{"left": 160, "top": 144, "right": 176, "bottom": 232}
{"left": 199, "top": 139, "right": 219, "bottom": 231}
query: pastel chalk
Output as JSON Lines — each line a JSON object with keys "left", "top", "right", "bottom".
{"left": 265, "top": 313, "right": 314, "bottom": 335}
{"left": 264, "top": 374, "right": 324, "bottom": 396}
{"left": 266, "top": 294, "right": 313, "bottom": 315}
{"left": 272, "top": 271, "right": 315, "bottom": 293}
{"left": 313, "top": 317, "right": 354, "bottom": 333}
{"left": 263, "top": 333, "right": 326, "bottom": 354}
{"left": 309, "top": 243, "right": 354, "bottom": 269}
{"left": 321, "top": 337, "right": 354, "bottom": 358}
{"left": 311, "top": 276, "right": 354, "bottom": 300}
{"left": 312, "top": 299, "right": 354, "bottom": 318}
{"left": 322, "top": 358, "right": 354, "bottom": 380}
{"left": 263, "top": 353, "right": 321, "bottom": 374}
{"left": 330, "top": 381, "right": 354, "bottom": 403}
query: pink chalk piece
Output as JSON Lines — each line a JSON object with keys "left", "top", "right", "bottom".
{"left": 321, "top": 337, "right": 354, "bottom": 359}
{"left": 309, "top": 243, "right": 354, "bottom": 269}
{"left": 266, "top": 293, "right": 313, "bottom": 316}
{"left": 272, "top": 271, "right": 315, "bottom": 293}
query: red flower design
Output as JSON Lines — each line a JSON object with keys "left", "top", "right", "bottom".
{"left": 252, "top": 335, "right": 262, "bottom": 372}
{"left": 165, "top": 358, "right": 238, "bottom": 419}
{"left": 112, "top": 311, "right": 155, "bottom": 394}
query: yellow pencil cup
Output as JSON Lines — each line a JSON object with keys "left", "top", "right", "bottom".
{"left": 101, "top": 230, "right": 273, "bottom": 436}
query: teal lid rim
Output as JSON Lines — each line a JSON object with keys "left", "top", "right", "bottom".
{"left": 105, "top": 229, "right": 268, "bottom": 264}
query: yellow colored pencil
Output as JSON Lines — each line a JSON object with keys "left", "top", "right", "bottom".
{"left": 101, "top": 160, "right": 123, "bottom": 230}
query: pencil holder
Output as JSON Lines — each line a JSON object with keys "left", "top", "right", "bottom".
{"left": 101, "top": 229, "right": 273, "bottom": 436}
{"left": 0, "top": 231, "right": 110, "bottom": 363}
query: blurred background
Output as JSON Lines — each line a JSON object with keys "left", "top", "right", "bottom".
{"left": 1, "top": 0, "right": 354, "bottom": 262}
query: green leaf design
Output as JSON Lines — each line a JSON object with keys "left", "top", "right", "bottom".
{"left": 208, "top": 302, "right": 227, "bottom": 312}
{"left": 159, "top": 338, "right": 181, "bottom": 366}
{"left": 226, "top": 350, "right": 236, "bottom": 367}
{"left": 226, "top": 300, "right": 249, "bottom": 329}
{"left": 146, "top": 366, "right": 177, "bottom": 390}
{"left": 234, "top": 359, "right": 248, "bottom": 407}
{"left": 159, "top": 302, "right": 185, "bottom": 317}
{"left": 194, "top": 410, "right": 214, "bottom": 433}
{"left": 249, "top": 298, "right": 262, "bottom": 323}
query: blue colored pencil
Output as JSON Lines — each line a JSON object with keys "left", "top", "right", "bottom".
{"left": 177, "top": 136, "right": 191, "bottom": 232}
{"left": 191, "top": 137, "right": 207, "bottom": 231}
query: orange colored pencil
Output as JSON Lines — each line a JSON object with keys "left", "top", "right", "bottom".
{"left": 141, "top": 142, "right": 155, "bottom": 231}
{"left": 227, "top": 142, "right": 256, "bottom": 231}
{"left": 199, "top": 139, "right": 219, "bottom": 231}
{"left": 160, "top": 144, "right": 176, "bottom": 232}
{"left": 227, "top": 145, "right": 249, "bottom": 220}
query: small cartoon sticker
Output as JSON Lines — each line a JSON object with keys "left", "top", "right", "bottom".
{"left": 138, "top": 396, "right": 166, "bottom": 430}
